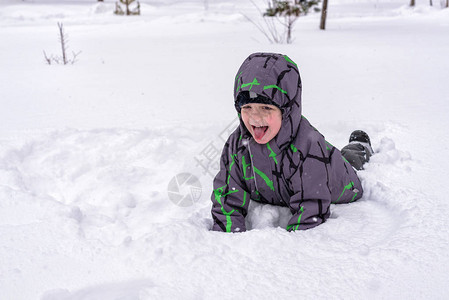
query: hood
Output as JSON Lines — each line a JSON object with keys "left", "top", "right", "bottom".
{"left": 234, "top": 52, "right": 302, "bottom": 150}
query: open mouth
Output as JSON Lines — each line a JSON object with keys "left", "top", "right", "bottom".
{"left": 252, "top": 125, "right": 268, "bottom": 140}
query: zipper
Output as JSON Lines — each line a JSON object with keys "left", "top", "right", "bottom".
{"left": 247, "top": 139, "right": 260, "bottom": 193}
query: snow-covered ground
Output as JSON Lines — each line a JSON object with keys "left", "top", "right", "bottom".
{"left": 1, "top": 0, "right": 449, "bottom": 299}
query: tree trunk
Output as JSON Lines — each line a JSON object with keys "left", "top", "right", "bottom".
{"left": 446, "top": 0, "right": 448, "bottom": 8}
{"left": 429, "top": 0, "right": 432, "bottom": 6}
{"left": 320, "top": 0, "right": 328, "bottom": 30}
{"left": 410, "top": 0, "right": 415, "bottom": 6}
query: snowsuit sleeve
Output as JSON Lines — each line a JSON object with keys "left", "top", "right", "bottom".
{"left": 211, "top": 134, "right": 250, "bottom": 232}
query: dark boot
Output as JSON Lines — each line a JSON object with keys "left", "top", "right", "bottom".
{"left": 341, "top": 130, "right": 373, "bottom": 170}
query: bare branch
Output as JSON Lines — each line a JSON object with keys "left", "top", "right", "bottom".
{"left": 243, "top": 13, "right": 275, "bottom": 43}
{"left": 57, "top": 22, "right": 68, "bottom": 65}
{"left": 246, "top": 0, "right": 285, "bottom": 43}
{"left": 70, "top": 51, "right": 82, "bottom": 65}
{"left": 43, "top": 50, "right": 52, "bottom": 65}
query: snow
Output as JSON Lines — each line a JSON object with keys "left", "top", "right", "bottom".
{"left": 1, "top": 0, "right": 449, "bottom": 299}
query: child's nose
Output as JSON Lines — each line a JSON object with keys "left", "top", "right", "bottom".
{"left": 249, "top": 110, "right": 263, "bottom": 121}
{"left": 250, "top": 108, "right": 263, "bottom": 117}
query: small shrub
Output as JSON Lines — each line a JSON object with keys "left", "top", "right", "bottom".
{"left": 43, "top": 22, "right": 81, "bottom": 65}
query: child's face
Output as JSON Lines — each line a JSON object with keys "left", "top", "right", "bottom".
{"left": 241, "top": 103, "right": 282, "bottom": 144}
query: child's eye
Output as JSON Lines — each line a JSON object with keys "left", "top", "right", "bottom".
{"left": 262, "top": 106, "right": 273, "bottom": 110}
{"left": 242, "top": 106, "right": 251, "bottom": 110}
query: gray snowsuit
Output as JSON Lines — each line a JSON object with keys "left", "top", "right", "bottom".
{"left": 211, "top": 53, "right": 363, "bottom": 232}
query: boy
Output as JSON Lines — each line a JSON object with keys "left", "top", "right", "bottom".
{"left": 211, "top": 52, "right": 373, "bottom": 232}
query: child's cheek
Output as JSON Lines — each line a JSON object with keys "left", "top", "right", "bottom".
{"left": 266, "top": 114, "right": 275, "bottom": 125}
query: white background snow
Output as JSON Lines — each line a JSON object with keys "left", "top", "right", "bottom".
{"left": 1, "top": 0, "right": 449, "bottom": 299}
